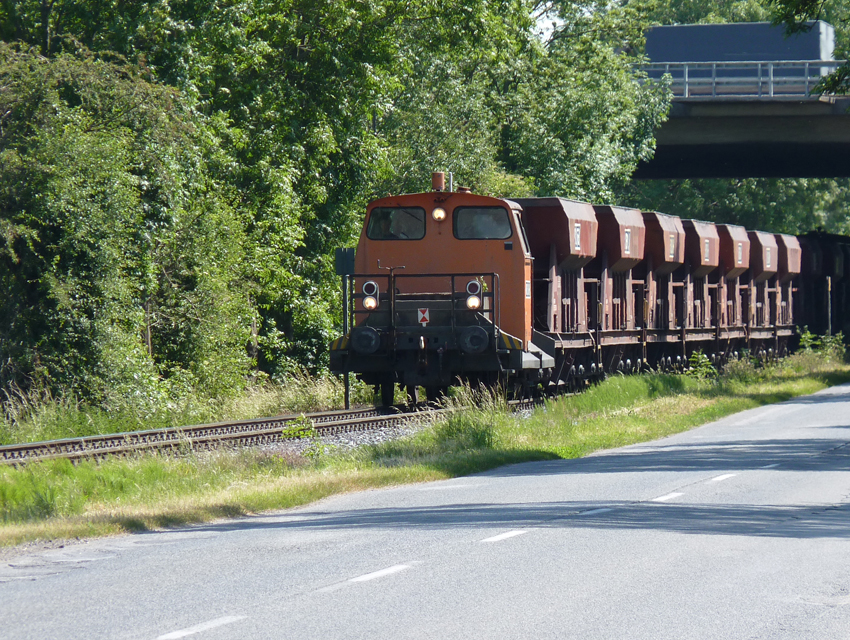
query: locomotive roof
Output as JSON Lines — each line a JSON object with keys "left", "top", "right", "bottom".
{"left": 367, "top": 191, "right": 517, "bottom": 210}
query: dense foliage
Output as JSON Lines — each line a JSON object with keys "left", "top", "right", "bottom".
{"left": 620, "top": 177, "right": 850, "bottom": 233}
{"left": 0, "top": 1, "right": 669, "bottom": 407}
{"left": 0, "top": 43, "right": 252, "bottom": 410}
{"left": 621, "top": 0, "right": 850, "bottom": 234}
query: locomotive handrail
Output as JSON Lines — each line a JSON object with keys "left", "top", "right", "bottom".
{"left": 348, "top": 272, "right": 502, "bottom": 344}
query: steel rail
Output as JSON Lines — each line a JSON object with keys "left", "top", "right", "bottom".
{"left": 0, "top": 398, "right": 543, "bottom": 466}
{"left": 0, "top": 407, "right": 392, "bottom": 465}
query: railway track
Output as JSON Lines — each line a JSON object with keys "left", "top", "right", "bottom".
{"left": 0, "top": 398, "right": 543, "bottom": 466}
{"left": 0, "top": 406, "right": 429, "bottom": 465}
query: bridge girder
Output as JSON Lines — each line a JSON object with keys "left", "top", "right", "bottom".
{"left": 634, "top": 97, "right": 850, "bottom": 179}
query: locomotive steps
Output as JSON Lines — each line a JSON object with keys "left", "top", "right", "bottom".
{"left": 0, "top": 348, "right": 847, "bottom": 548}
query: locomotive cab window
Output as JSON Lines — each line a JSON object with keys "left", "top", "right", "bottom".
{"left": 367, "top": 207, "right": 426, "bottom": 240}
{"left": 454, "top": 207, "right": 512, "bottom": 240}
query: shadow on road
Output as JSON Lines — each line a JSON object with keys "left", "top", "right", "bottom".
{"left": 481, "top": 435, "right": 850, "bottom": 480}
{"left": 190, "top": 438, "right": 850, "bottom": 540}
{"left": 198, "top": 499, "right": 850, "bottom": 540}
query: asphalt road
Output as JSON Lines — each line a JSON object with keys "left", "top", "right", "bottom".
{"left": 2, "top": 384, "right": 850, "bottom": 640}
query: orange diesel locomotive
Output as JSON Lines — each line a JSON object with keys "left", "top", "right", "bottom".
{"left": 329, "top": 172, "right": 553, "bottom": 405}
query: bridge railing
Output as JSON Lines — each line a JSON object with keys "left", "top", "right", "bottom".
{"left": 642, "top": 60, "right": 844, "bottom": 99}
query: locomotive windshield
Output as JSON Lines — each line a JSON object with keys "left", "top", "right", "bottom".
{"left": 366, "top": 207, "right": 426, "bottom": 240}
{"left": 453, "top": 206, "right": 513, "bottom": 240}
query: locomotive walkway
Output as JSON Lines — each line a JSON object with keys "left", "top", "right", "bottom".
{"left": 3, "top": 383, "right": 849, "bottom": 638}
{"left": 635, "top": 60, "right": 850, "bottom": 179}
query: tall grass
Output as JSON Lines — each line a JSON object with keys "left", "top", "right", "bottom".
{"left": 361, "top": 385, "right": 515, "bottom": 472}
{"left": 0, "top": 373, "right": 373, "bottom": 445}
{"left": 0, "top": 450, "right": 298, "bottom": 525}
{"left": 497, "top": 374, "right": 702, "bottom": 459}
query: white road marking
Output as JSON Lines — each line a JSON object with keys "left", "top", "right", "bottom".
{"left": 760, "top": 463, "right": 780, "bottom": 469}
{"left": 416, "top": 484, "right": 482, "bottom": 491}
{"left": 480, "top": 529, "right": 530, "bottom": 543}
{"left": 652, "top": 492, "right": 684, "bottom": 502}
{"left": 315, "top": 563, "right": 420, "bottom": 593}
{"left": 708, "top": 473, "right": 737, "bottom": 483}
{"left": 731, "top": 405, "right": 788, "bottom": 427}
{"left": 349, "top": 564, "right": 411, "bottom": 582}
{"left": 156, "top": 616, "right": 246, "bottom": 639}
{"left": 579, "top": 508, "right": 613, "bottom": 516}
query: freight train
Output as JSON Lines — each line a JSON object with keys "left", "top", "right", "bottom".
{"left": 329, "top": 173, "right": 848, "bottom": 405}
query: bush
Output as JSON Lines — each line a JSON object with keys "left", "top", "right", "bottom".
{"left": 687, "top": 351, "right": 717, "bottom": 380}
{"left": 798, "top": 328, "right": 846, "bottom": 362}
{"left": 720, "top": 357, "right": 764, "bottom": 384}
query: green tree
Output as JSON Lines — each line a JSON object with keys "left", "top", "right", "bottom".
{"left": 502, "top": 0, "right": 671, "bottom": 201}
{"left": 648, "top": 0, "right": 772, "bottom": 24}
{"left": 620, "top": 177, "right": 850, "bottom": 233}
{"left": 0, "top": 43, "right": 252, "bottom": 404}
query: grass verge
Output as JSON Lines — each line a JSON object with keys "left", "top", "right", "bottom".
{"left": 1, "top": 351, "right": 848, "bottom": 548}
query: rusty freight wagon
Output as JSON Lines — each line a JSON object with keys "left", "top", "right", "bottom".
{"left": 513, "top": 197, "right": 599, "bottom": 387}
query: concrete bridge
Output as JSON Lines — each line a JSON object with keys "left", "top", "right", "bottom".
{"left": 633, "top": 60, "right": 850, "bottom": 179}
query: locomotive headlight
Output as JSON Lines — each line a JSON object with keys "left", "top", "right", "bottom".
{"left": 363, "top": 296, "right": 379, "bottom": 310}
{"left": 466, "top": 294, "right": 481, "bottom": 310}
{"left": 362, "top": 280, "right": 379, "bottom": 297}
{"left": 432, "top": 207, "right": 447, "bottom": 222}
{"left": 466, "top": 279, "right": 482, "bottom": 296}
